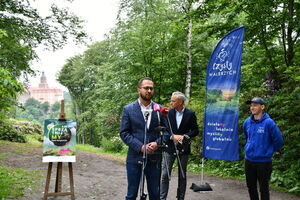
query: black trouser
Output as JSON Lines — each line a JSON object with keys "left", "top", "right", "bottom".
{"left": 245, "top": 159, "right": 272, "bottom": 200}
{"left": 160, "top": 152, "right": 189, "bottom": 200}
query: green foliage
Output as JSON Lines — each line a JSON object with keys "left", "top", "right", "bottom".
{"left": 0, "top": 0, "right": 87, "bottom": 76}
{"left": 0, "top": 121, "right": 27, "bottom": 143}
{"left": 272, "top": 159, "right": 300, "bottom": 194}
{"left": 0, "top": 166, "right": 42, "bottom": 199}
{"left": 16, "top": 96, "right": 74, "bottom": 124}
{"left": 0, "top": 68, "right": 23, "bottom": 120}
{"left": 0, "top": 119, "right": 42, "bottom": 143}
{"left": 57, "top": 0, "right": 299, "bottom": 195}
{"left": 16, "top": 98, "right": 45, "bottom": 124}
{"left": 48, "top": 102, "right": 61, "bottom": 119}
{"left": 100, "top": 136, "right": 125, "bottom": 153}
{"left": 206, "top": 159, "right": 245, "bottom": 179}
{"left": 1, "top": 0, "right": 87, "bottom": 122}
{"left": 76, "top": 144, "right": 127, "bottom": 162}
{"left": 0, "top": 29, "right": 6, "bottom": 38}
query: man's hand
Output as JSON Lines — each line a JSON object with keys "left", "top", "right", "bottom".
{"left": 172, "top": 134, "right": 184, "bottom": 144}
{"left": 141, "top": 142, "right": 158, "bottom": 154}
{"left": 147, "top": 142, "right": 158, "bottom": 154}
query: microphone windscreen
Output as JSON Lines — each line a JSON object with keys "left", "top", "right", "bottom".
{"left": 160, "top": 107, "right": 169, "bottom": 115}
{"left": 153, "top": 103, "right": 160, "bottom": 112}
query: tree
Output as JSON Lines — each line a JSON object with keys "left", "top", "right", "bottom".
{"left": 58, "top": 1, "right": 299, "bottom": 194}
{"left": 0, "top": 68, "right": 23, "bottom": 120}
{"left": 48, "top": 102, "right": 60, "bottom": 119}
{"left": 16, "top": 98, "right": 44, "bottom": 123}
{"left": 0, "top": 0, "right": 87, "bottom": 77}
{"left": 41, "top": 102, "right": 50, "bottom": 115}
{"left": 0, "top": 0, "right": 87, "bottom": 119}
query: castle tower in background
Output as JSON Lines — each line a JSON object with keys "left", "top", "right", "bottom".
{"left": 19, "top": 72, "right": 63, "bottom": 105}
{"left": 39, "top": 72, "right": 49, "bottom": 88}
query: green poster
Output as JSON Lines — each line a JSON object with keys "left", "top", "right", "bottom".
{"left": 43, "top": 119, "right": 76, "bottom": 162}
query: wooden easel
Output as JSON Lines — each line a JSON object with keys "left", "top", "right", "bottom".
{"left": 43, "top": 100, "right": 75, "bottom": 200}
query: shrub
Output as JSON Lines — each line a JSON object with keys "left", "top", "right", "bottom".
{"left": 0, "top": 119, "right": 43, "bottom": 143}
{"left": 0, "top": 121, "right": 27, "bottom": 143}
{"left": 100, "top": 136, "right": 124, "bottom": 153}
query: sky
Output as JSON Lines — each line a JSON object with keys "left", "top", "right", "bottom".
{"left": 29, "top": 0, "right": 120, "bottom": 91}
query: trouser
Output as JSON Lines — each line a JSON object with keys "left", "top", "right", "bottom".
{"left": 160, "top": 152, "right": 189, "bottom": 200}
{"left": 245, "top": 159, "right": 272, "bottom": 200}
{"left": 125, "top": 161, "right": 161, "bottom": 200}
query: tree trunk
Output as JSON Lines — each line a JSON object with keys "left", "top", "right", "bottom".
{"left": 185, "top": 18, "right": 192, "bottom": 102}
{"left": 287, "top": 0, "right": 295, "bottom": 66}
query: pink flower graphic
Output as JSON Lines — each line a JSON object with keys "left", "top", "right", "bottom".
{"left": 59, "top": 148, "right": 72, "bottom": 155}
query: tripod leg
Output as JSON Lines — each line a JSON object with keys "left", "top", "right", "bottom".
{"left": 68, "top": 163, "right": 75, "bottom": 200}
{"left": 160, "top": 152, "right": 176, "bottom": 200}
{"left": 201, "top": 158, "right": 204, "bottom": 184}
{"left": 43, "top": 162, "right": 52, "bottom": 200}
{"left": 177, "top": 157, "right": 181, "bottom": 200}
{"left": 175, "top": 150, "right": 185, "bottom": 179}
{"left": 165, "top": 115, "right": 185, "bottom": 179}
{"left": 55, "top": 162, "right": 63, "bottom": 192}
{"left": 163, "top": 152, "right": 171, "bottom": 181}
{"left": 177, "top": 154, "right": 188, "bottom": 200}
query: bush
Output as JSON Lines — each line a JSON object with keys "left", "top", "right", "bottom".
{"left": 100, "top": 136, "right": 124, "bottom": 153}
{"left": 0, "top": 121, "right": 27, "bottom": 143}
{"left": 0, "top": 119, "right": 43, "bottom": 143}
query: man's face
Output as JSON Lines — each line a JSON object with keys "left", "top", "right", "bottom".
{"left": 250, "top": 102, "right": 265, "bottom": 115}
{"left": 170, "top": 95, "right": 183, "bottom": 109}
{"left": 138, "top": 80, "right": 154, "bottom": 101}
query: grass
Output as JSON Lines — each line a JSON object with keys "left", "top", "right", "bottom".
{"left": 25, "top": 134, "right": 43, "bottom": 147}
{"left": 0, "top": 166, "right": 42, "bottom": 199}
{"left": 76, "top": 144, "right": 126, "bottom": 164}
{"left": 0, "top": 136, "right": 43, "bottom": 199}
{"left": 187, "top": 161, "right": 300, "bottom": 197}
{"left": 0, "top": 135, "right": 42, "bottom": 154}
{"left": 0, "top": 153, "right": 8, "bottom": 159}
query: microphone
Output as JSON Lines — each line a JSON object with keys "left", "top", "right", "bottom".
{"left": 153, "top": 103, "right": 160, "bottom": 112}
{"left": 153, "top": 103, "right": 161, "bottom": 124}
{"left": 160, "top": 107, "right": 169, "bottom": 116}
{"left": 143, "top": 109, "right": 152, "bottom": 120}
{"left": 144, "top": 111, "right": 150, "bottom": 118}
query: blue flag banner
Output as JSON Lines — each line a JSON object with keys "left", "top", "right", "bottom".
{"left": 203, "top": 26, "right": 245, "bottom": 161}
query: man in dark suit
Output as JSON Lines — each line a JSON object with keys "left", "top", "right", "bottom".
{"left": 120, "top": 77, "right": 168, "bottom": 200}
{"left": 160, "top": 91, "right": 199, "bottom": 200}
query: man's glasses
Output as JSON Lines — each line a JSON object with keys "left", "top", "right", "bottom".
{"left": 141, "top": 87, "right": 154, "bottom": 91}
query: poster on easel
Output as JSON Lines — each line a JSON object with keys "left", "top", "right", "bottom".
{"left": 42, "top": 119, "right": 77, "bottom": 162}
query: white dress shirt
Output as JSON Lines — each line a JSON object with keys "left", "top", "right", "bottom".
{"left": 175, "top": 108, "right": 185, "bottom": 129}
{"left": 138, "top": 99, "right": 152, "bottom": 129}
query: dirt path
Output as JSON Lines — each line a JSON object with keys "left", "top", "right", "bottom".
{"left": 1, "top": 143, "right": 299, "bottom": 200}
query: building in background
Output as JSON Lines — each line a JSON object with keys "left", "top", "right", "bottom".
{"left": 19, "top": 72, "right": 63, "bottom": 105}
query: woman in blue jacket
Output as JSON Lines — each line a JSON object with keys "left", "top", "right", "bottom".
{"left": 243, "top": 97, "right": 283, "bottom": 200}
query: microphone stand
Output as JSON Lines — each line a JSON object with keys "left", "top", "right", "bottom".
{"left": 139, "top": 112, "right": 149, "bottom": 200}
{"left": 164, "top": 112, "right": 185, "bottom": 200}
{"left": 155, "top": 110, "right": 171, "bottom": 195}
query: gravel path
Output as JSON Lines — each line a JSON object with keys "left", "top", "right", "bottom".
{"left": 1, "top": 143, "right": 299, "bottom": 200}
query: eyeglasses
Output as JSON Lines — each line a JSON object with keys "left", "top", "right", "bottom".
{"left": 141, "top": 87, "right": 154, "bottom": 91}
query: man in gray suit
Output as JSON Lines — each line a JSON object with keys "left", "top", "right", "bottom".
{"left": 160, "top": 91, "right": 199, "bottom": 200}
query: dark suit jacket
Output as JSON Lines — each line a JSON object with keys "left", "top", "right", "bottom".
{"left": 120, "top": 100, "right": 169, "bottom": 164}
{"left": 166, "top": 107, "right": 199, "bottom": 154}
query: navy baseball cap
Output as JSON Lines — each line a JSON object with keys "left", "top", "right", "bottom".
{"left": 246, "top": 97, "right": 266, "bottom": 105}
